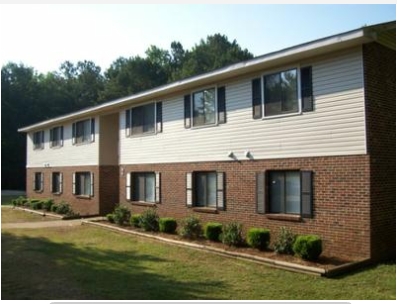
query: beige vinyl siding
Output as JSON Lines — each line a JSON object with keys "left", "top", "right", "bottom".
{"left": 27, "top": 118, "right": 99, "bottom": 168}
{"left": 119, "top": 48, "right": 365, "bottom": 164}
{"left": 99, "top": 113, "right": 119, "bottom": 165}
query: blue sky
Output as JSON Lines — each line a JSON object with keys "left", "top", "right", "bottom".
{"left": 0, "top": 4, "right": 395, "bottom": 74}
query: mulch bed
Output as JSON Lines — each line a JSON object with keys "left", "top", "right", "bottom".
{"left": 95, "top": 220, "right": 353, "bottom": 270}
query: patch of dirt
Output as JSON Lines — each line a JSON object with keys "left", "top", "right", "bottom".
{"left": 95, "top": 221, "right": 353, "bottom": 270}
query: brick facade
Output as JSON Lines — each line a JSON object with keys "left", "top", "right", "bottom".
{"left": 363, "top": 42, "right": 396, "bottom": 261}
{"left": 119, "top": 155, "right": 371, "bottom": 260}
{"left": 27, "top": 165, "right": 119, "bottom": 216}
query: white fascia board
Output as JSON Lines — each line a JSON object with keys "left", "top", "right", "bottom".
{"left": 18, "top": 28, "right": 370, "bottom": 133}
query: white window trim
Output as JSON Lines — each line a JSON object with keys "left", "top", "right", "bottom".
{"left": 33, "top": 131, "right": 45, "bottom": 150}
{"left": 73, "top": 118, "right": 94, "bottom": 146}
{"left": 190, "top": 85, "right": 218, "bottom": 130}
{"left": 260, "top": 65, "right": 303, "bottom": 120}
{"left": 126, "top": 102, "right": 159, "bottom": 138}
{"left": 50, "top": 126, "right": 63, "bottom": 149}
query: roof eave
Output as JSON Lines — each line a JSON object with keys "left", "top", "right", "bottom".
{"left": 18, "top": 27, "right": 377, "bottom": 133}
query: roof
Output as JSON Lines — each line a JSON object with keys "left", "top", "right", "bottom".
{"left": 18, "top": 20, "right": 395, "bottom": 133}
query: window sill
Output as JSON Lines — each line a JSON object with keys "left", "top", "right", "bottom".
{"left": 34, "top": 190, "right": 43, "bottom": 193}
{"left": 127, "top": 131, "right": 157, "bottom": 138}
{"left": 261, "top": 111, "right": 301, "bottom": 120}
{"left": 192, "top": 207, "right": 218, "bottom": 214}
{"left": 75, "top": 195, "right": 92, "bottom": 200}
{"left": 265, "top": 214, "right": 301, "bottom": 222}
{"left": 51, "top": 192, "right": 63, "bottom": 196}
{"left": 74, "top": 141, "right": 93, "bottom": 146}
{"left": 130, "top": 201, "right": 157, "bottom": 207}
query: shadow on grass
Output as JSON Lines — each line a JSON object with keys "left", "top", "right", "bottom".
{"left": 1, "top": 232, "right": 226, "bottom": 300}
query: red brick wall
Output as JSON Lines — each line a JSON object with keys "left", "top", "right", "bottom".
{"left": 99, "top": 165, "right": 119, "bottom": 215}
{"left": 119, "top": 155, "right": 371, "bottom": 260}
{"left": 26, "top": 165, "right": 119, "bottom": 216}
{"left": 363, "top": 42, "right": 396, "bottom": 261}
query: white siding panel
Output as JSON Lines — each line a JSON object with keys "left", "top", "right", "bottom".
{"left": 27, "top": 118, "right": 99, "bottom": 168}
{"left": 120, "top": 49, "right": 366, "bottom": 164}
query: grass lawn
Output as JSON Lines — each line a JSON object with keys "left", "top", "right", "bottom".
{"left": 1, "top": 207, "right": 57, "bottom": 223}
{"left": 2, "top": 225, "right": 395, "bottom": 300}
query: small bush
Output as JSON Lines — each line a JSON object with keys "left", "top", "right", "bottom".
{"left": 106, "top": 213, "right": 115, "bottom": 223}
{"left": 22, "top": 199, "right": 31, "bottom": 208}
{"left": 31, "top": 201, "right": 43, "bottom": 210}
{"left": 293, "top": 235, "right": 323, "bottom": 261}
{"left": 204, "top": 222, "right": 223, "bottom": 241}
{"left": 139, "top": 208, "right": 159, "bottom": 231}
{"left": 221, "top": 222, "right": 244, "bottom": 247}
{"left": 12, "top": 196, "right": 26, "bottom": 207}
{"left": 130, "top": 214, "right": 142, "bottom": 228}
{"left": 113, "top": 205, "right": 131, "bottom": 226}
{"left": 159, "top": 218, "right": 177, "bottom": 234}
{"left": 247, "top": 228, "right": 270, "bottom": 250}
{"left": 55, "top": 202, "right": 72, "bottom": 215}
{"left": 42, "top": 199, "right": 54, "bottom": 211}
{"left": 273, "top": 226, "right": 296, "bottom": 255}
{"left": 179, "top": 216, "right": 202, "bottom": 239}
{"left": 51, "top": 204, "right": 58, "bottom": 213}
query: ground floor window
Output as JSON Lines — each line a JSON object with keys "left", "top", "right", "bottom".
{"left": 33, "top": 172, "right": 44, "bottom": 192}
{"left": 126, "top": 172, "right": 160, "bottom": 203}
{"left": 73, "top": 172, "right": 93, "bottom": 197}
{"left": 51, "top": 172, "right": 63, "bottom": 194}
{"left": 186, "top": 171, "right": 225, "bottom": 210}
{"left": 257, "top": 170, "right": 313, "bottom": 218}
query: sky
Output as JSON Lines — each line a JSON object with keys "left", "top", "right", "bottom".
{"left": 0, "top": 4, "right": 395, "bottom": 74}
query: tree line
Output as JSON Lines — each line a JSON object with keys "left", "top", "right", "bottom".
{"left": 2, "top": 34, "right": 253, "bottom": 189}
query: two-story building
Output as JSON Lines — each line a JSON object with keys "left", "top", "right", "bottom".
{"left": 18, "top": 21, "right": 395, "bottom": 261}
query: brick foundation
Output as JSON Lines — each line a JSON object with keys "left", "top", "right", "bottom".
{"left": 119, "top": 155, "right": 371, "bottom": 260}
{"left": 26, "top": 165, "right": 119, "bottom": 216}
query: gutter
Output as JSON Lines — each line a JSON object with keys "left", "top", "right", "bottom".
{"left": 17, "top": 24, "right": 381, "bottom": 133}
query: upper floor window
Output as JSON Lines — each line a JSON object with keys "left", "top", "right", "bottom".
{"left": 252, "top": 66, "right": 313, "bottom": 119}
{"left": 125, "top": 102, "right": 162, "bottom": 137}
{"left": 72, "top": 118, "right": 95, "bottom": 145}
{"left": 184, "top": 86, "right": 226, "bottom": 128}
{"left": 33, "top": 131, "right": 44, "bottom": 150}
{"left": 193, "top": 88, "right": 216, "bottom": 126}
{"left": 265, "top": 69, "right": 298, "bottom": 116}
{"left": 50, "top": 126, "right": 64, "bottom": 148}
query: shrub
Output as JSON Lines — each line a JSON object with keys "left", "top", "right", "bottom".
{"left": 51, "top": 204, "right": 58, "bottom": 213}
{"left": 12, "top": 196, "right": 25, "bottom": 207}
{"left": 31, "top": 201, "right": 43, "bottom": 210}
{"left": 179, "top": 216, "right": 202, "bottom": 239}
{"left": 55, "top": 202, "right": 72, "bottom": 215}
{"left": 42, "top": 199, "right": 54, "bottom": 211}
{"left": 130, "top": 214, "right": 142, "bottom": 228}
{"left": 139, "top": 208, "right": 159, "bottom": 231}
{"left": 204, "top": 222, "right": 223, "bottom": 241}
{"left": 293, "top": 235, "right": 323, "bottom": 261}
{"left": 247, "top": 228, "right": 270, "bottom": 250}
{"left": 159, "top": 218, "right": 177, "bottom": 234}
{"left": 113, "top": 205, "right": 131, "bottom": 226}
{"left": 106, "top": 213, "right": 115, "bottom": 223}
{"left": 273, "top": 226, "right": 296, "bottom": 254}
{"left": 221, "top": 222, "right": 244, "bottom": 247}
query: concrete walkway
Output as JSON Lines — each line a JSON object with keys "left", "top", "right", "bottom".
{"left": 2, "top": 219, "right": 85, "bottom": 229}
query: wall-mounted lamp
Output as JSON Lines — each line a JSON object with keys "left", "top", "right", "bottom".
{"left": 227, "top": 151, "right": 234, "bottom": 158}
{"left": 244, "top": 150, "right": 253, "bottom": 160}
